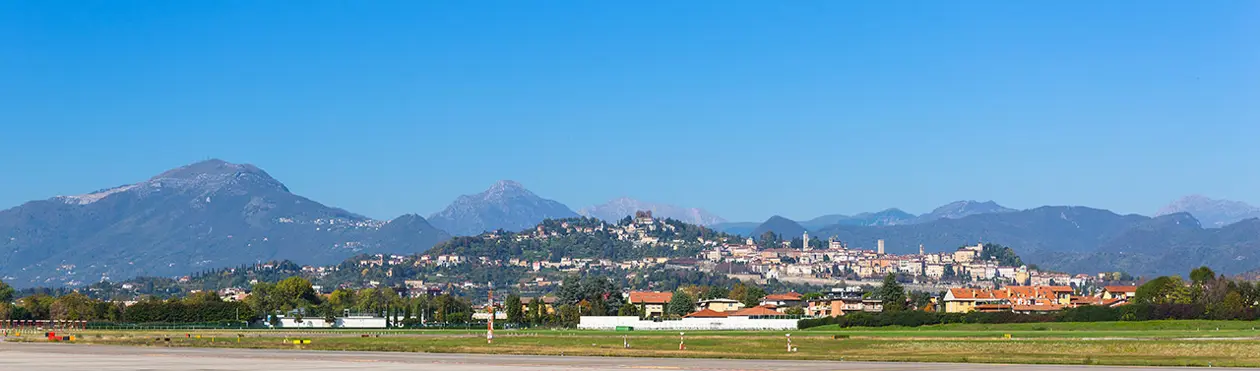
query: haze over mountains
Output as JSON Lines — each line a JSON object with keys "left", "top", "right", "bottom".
{"left": 2, "top": 159, "right": 1258, "bottom": 287}
{"left": 1156, "top": 195, "right": 1260, "bottom": 228}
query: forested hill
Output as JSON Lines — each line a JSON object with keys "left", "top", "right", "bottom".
{"left": 425, "top": 216, "right": 740, "bottom": 261}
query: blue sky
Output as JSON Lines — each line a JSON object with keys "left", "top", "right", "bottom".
{"left": 2, "top": 1, "right": 1257, "bottom": 222}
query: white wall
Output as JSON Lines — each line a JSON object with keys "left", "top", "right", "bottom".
{"left": 270, "top": 316, "right": 388, "bottom": 329}
{"left": 578, "top": 316, "right": 797, "bottom": 331}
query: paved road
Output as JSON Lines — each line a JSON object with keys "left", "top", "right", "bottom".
{"left": 0, "top": 342, "right": 1237, "bottom": 370}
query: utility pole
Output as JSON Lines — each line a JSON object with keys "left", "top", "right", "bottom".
{"left": 487, "top": 282, "right": 495, "bottom": 344}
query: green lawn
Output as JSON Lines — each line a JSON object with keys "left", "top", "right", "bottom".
{"left": 11, "top": 321, "right": 1260, "bottom": 367}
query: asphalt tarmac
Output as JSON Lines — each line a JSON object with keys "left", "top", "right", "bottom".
{"left": 0, "top": 342, "right": 1238, "bottom": 370}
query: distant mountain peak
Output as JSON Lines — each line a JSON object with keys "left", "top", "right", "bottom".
{"left": 428, "top": 181, "right": 578, "bottom": 236}
{"left": 5, "top": 159, "right": 448, "bottom": 287}
{"left": 908, "top": 200, "right": 1015, "bottom": 224}
{"left": 1157, "top": 195, "right": 1260, "bottom": 228}
{"left": 56, "top": 159, "right": 287, "bottom": 205}
{"left": 152, "top": 159, "right": 266, "bottom": 180}
{"left": 751, "top": 215, "right": 807, "bottom": 240}
{"left": 489, "top": 179, "right": 525, "bottom": 192}
{"left": 578, "top": 197, "right": 726, "bottom": 226}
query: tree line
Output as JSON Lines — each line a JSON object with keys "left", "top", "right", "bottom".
{"left": 802, "top": 267, "right": 1260, "bottom": 328}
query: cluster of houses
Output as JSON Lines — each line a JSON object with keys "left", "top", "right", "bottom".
{"left": 943, "top": 285, "right": 1136, "bottom": 314}
{"left": 700, "top": 234, "right": 1097, "bottom": 286}
{"left": 569, "top": 283, "right": 1141, "bottom": 325}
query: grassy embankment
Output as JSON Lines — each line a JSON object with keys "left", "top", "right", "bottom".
{"left": 10, "top": 320, "right": 1260, "bottom": 367}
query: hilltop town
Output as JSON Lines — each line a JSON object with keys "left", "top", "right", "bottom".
{"left": 75, "top": 211, "right": 1135, "bottom": 318}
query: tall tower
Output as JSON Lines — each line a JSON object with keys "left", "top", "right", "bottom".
{"left": 802, "top": 231, "right": 809, "bottom": 251}
{"left": 877, "top": 239, "right": 885, "bottom": 255}
{"left": 919, "top": 244, "right": 925, "bottom": 256}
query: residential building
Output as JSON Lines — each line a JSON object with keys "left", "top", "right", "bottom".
{"left": 760, "top": 292, "right": 804, "bottom": 309}
{"left": 628, "top": 291, "right": 674, "bottom": 318}
{"left": 520, "top": 296, "right": 558, "bottom": 315}
{"left": 696, "top": 298, "right": 745, "bottom": 313}
{"left": 1101, "top": 286, "right": 1137, "bottom": 300}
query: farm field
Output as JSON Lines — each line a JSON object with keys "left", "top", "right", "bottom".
{"left": 8, "top": 320, "right": 1260, "bottom": 367}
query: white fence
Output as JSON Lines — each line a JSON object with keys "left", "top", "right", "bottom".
{"left": 578, "top": 316, "right": 797, "bottom": 331}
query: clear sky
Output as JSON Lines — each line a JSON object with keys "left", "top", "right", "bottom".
{"left": 2, "top": 1, "right": 1257, "bottom": 222}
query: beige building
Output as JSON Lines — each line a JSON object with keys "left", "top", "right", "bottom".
{"left": 696, "top": 298, "right": 745, "bottom": 313}
{"left": 629, "top": 291, "right": 674, "bottom": 318}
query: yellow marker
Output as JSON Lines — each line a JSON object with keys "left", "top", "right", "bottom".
{"left": 1004, "top": 333, "right": 1012, "bottom": 339}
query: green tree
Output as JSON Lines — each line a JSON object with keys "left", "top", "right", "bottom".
{"left": 617, "top": 300, "right": 640, "bottom": 316}
{"left": 49, "top": 292, "right": 96, "bottom": 321}
{"left": 18, "top": 294, "right": 54, "bottom": 319}
{"left": 1214, "top": 291, "right": 1245, "bottom": 320}
{"left": 728, "top": 283, "right": 748, "bottom": 306}
{"left": 528, "top": 298, "right": 544, "bottom": 325}
{"left": 505, "top": 295, "right": 524, "bottom": 324}
{"left": 0, "top": 279, "right": 14, "bottom": 303}
{"left": 557, "top": 304, "right": 581, "bottom": 327}
{"left": 327, "top": 289, "right": 356, "bottom": 313}
{"left": 758, "top": 231, "right": 780, "bottom": 248}
{"left": 740, "top": 286, "right": 766, "bottom": 308}
{"left": 1190, "top": 266, "right": 1216, "bottom": 285}
{"left": 1136, "top": 276, "right": 1192, "bottom": 305}
{"left": 275, "top": 277, "right": 319, "bottom": 307}
{"left": 978, "top": 244, "right": 1024, "bottom": 267}
{"left": 877, "top": 273, "right": 907, "bottom": 312}
{"left": 702, "top": 286, "right": 729, "bottom": 300}
{"left": 667, "top": 290, "right": 694, "bottom": 317}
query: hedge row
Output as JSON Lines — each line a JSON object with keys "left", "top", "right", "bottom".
{"left": 798, "top": 303, "right": 1258, "bottom": 329}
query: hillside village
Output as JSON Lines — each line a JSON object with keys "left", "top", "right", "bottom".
{"left": 75, "top": 211, "right": 1142, "bottom": 321}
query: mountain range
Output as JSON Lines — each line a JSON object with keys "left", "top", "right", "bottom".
{"left": 0, "top": 160, "right": 450, "bottom": 287}
{"left": 3, "top": 159, "right": 1259, "bottom": 286}
{"left": 736, "top": 200, "right": 1017, "bottom": 237}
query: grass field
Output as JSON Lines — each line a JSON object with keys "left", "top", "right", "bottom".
{"left": 9, "top": 320, "right": 1260, "bottom": 367}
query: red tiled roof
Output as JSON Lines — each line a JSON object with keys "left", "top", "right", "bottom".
{"left": 1104, "top": 286, "right": 1137, "bottom": 293}
{"left": 1013, "top": 304, "right": 1065, "bottom": 312}
{"left": 731, "top": 305, "right": 784, "bottom": 317}
{"left": 763, "top": 292, "right": 803, "bottom": 301}
{"left": 949, "top": 288, "right": 1009, "bottom": 300}
{"left": 684, "top": 309, "right": 729, "bottom": 318}
{"left": 628, "top": 291, "right": 674, "bottom": 304}
{"left": 975, "top": 304, "right": 1012, "bottom": 311}
{"left": 951, "top": 286, "right": 1072, "bottom": 302}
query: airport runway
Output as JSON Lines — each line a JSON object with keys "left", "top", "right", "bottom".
{"left": 0, "top": 342, "right": 1237, "bottom": 370}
